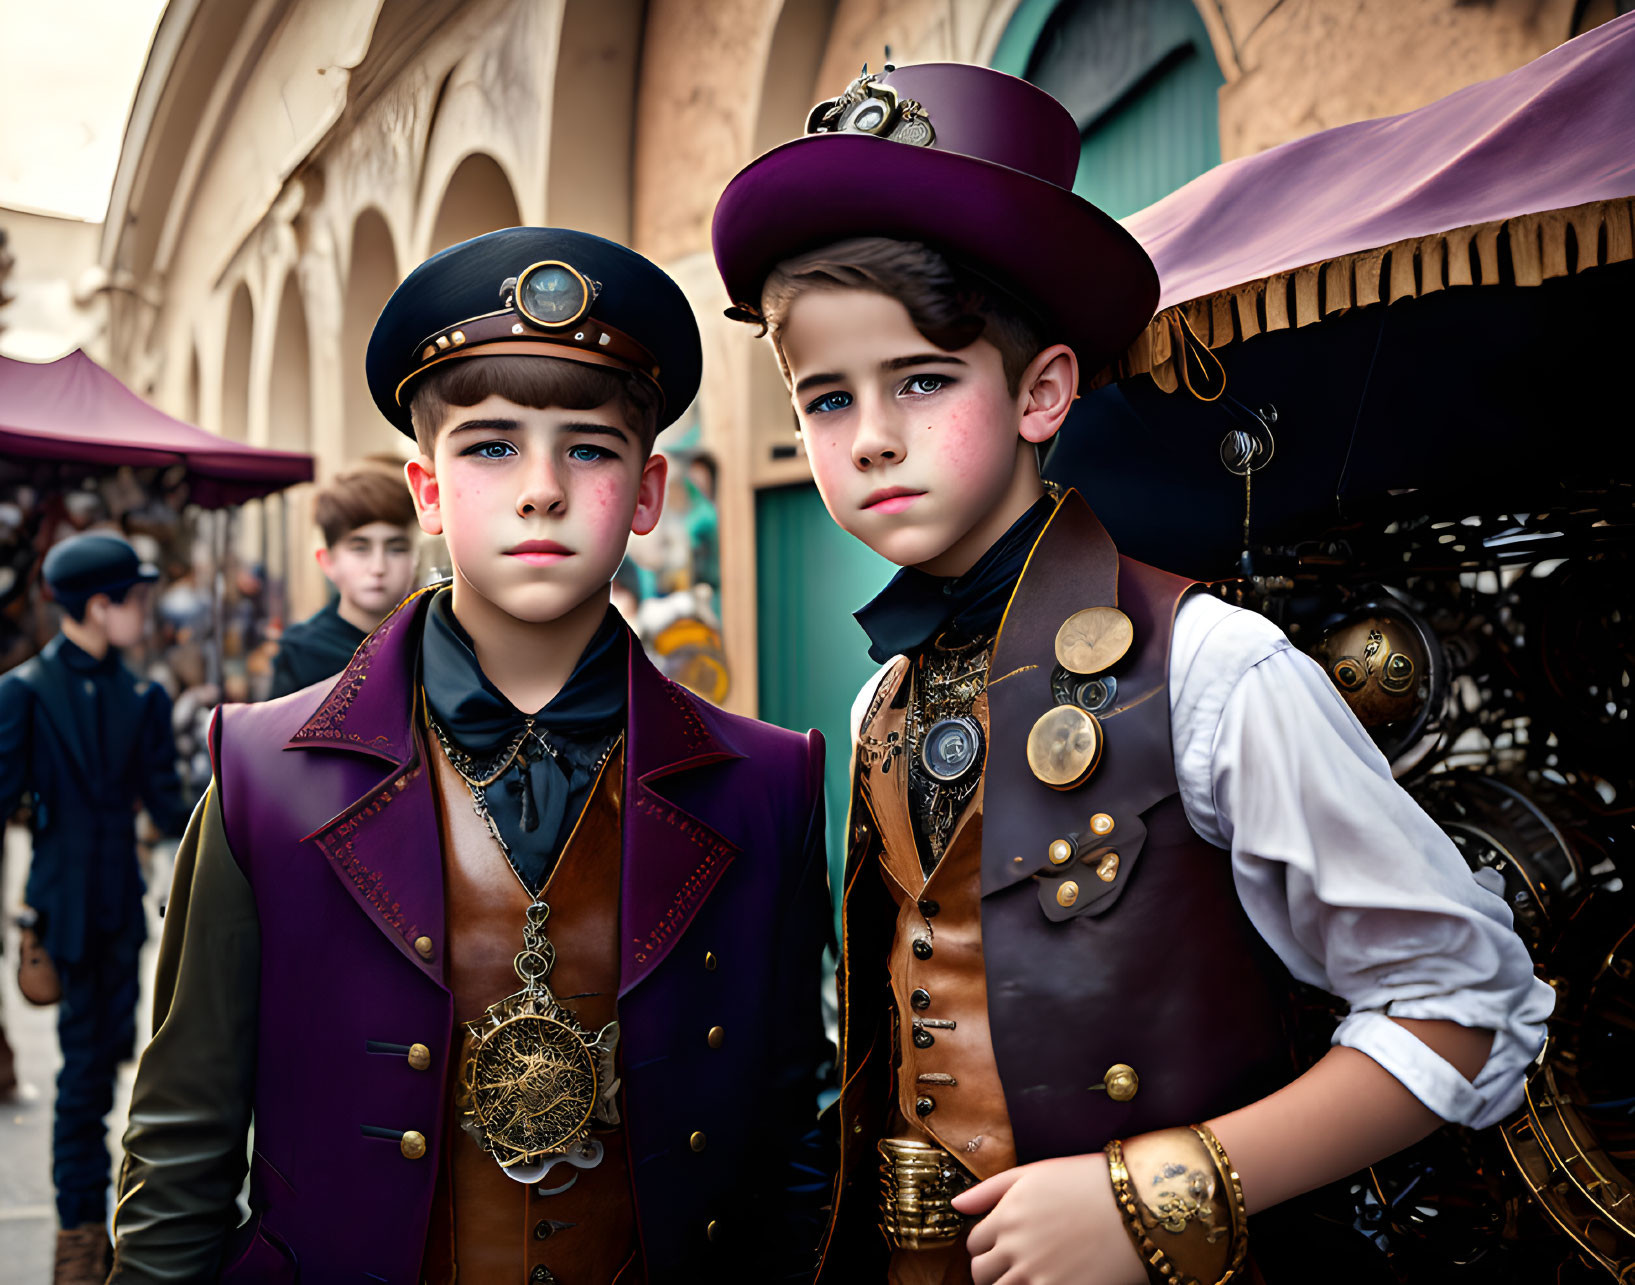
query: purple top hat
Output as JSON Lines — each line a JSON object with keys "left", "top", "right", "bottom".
{"left": 712, "top": 62, "right": 1159, "bottom": 372}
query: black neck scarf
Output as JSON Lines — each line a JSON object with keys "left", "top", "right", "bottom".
{"left": 853, "top": 496, "right": 1055, "bottom": 663}
{"left": 421, "top": 591, "right": 628, "bottom": 894}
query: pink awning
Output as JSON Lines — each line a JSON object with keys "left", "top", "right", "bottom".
{"left": 1101, "top": 11, "right": 1635, "bottom": 392}
{"left": 0, "top": 349, "right": 313, "bottom": 507}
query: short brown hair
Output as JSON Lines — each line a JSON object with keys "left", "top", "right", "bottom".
{"left": 407, "top": 354, "right": 662, "bottom": 454}
{"left": 315, "top": 466, "right": 416, "bottom": 547}
{"left": 760, "top": 237, "right": 1044, "bottom": 394}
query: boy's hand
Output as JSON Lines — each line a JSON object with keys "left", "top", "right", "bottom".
{"left": 953, "top": 1153, "right": 1147, "bottom": 1285}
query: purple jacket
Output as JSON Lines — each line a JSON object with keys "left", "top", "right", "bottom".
{"left": 211, "top": 589, "right": 831, "bottom": 1281}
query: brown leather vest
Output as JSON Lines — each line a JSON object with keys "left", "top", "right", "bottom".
{"left": 821, "top": 492, "right": 1297, "bottom": 1278}
{"left": 422, "top": 737, "right": 640, "bottom": 1285}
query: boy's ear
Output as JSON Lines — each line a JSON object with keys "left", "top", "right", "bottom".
{"left": 404, "top": 454, "right": 444, "bottom": 537}
{"left": 631, "top": 452, "right": 668, "bottom": 537}
{"left": 314, "top": 545, "right": 335, "bottom": 580}
{"left": 1017, "top": 343, "right": 1079, "bottom": 447}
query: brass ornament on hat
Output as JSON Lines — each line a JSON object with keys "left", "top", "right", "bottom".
{"left": 806, "top": 66, "right": 935, "bottom": 148}
{"left": 508, "top": 259, "right": 601, "bottom": 330}
{"left": 1026, "top": 703, "right": 1103, "bottom": 790}
{"left": 1054, "top": 607, "right": 1134, "bottom": 676}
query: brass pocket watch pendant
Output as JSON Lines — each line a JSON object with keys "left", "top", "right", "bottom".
{"left": 457, "top": 902, "right": 621, "bottom": 1184}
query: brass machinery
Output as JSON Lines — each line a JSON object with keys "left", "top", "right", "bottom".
{"left": 1231, "top": 489, "right": 1635, "bottom": 1283}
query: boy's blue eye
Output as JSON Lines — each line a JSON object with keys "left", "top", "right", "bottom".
{"left": 902, "top": 374, "right": 949, "bottom": 397}
{"left": 567, "top": 443, "right": 615, "bottom": 463}
{"left": 462, "top": 440, "right": 517, "bottom": 460}
{"left": 804, "top": 390, "right": 853, "bottom": 415}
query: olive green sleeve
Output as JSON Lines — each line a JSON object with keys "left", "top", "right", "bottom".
{"left": 110, "top": 784, "right": 259, "bottom": 1283}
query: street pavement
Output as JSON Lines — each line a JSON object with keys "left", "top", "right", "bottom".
{"left": 1, "top": 825, "right": 171, "bottom": 1281}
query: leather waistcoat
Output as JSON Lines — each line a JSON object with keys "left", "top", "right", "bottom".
{"left": 422, "top": 738, "right": 639, "bottom": 1285}
{"left": 822, "top": 493, "right": 1297, "bottom": 1278}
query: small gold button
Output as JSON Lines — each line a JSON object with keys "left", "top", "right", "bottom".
{"left": 1056, "top": 880, "right": 1080, "bottom": 908}
{"left": 689, "top": 1131, "right": 707, "bottom": 1152}
{"left": 1103, "top": 1063, "right": 1139, "bottom": 1102}
{"left": 414, "top": 936, "right": 434, "bottom": 960}
{"left": 1048, "top": 838, "right": 1073, "bottom": 866}
{"left": 1090, "top": 813, "right": 1115, "bottom": 836}
{"left": 706, "top": 1218, "right": 721, "bottom": 1243}
{"left": 407, "top": 1043, "right": 431, "bottom": 1071}
{"left": 1096, "top": 852, "right": 1120, "bottom": 883}
{"left": 704, "top": 951, "right": 718, "bottom": 971}
{"left": 400, "top": 1130, "right": 427, "bottom": 1159}
{"left": 707, "top": 1025, "right": 725, "bottom": 1049}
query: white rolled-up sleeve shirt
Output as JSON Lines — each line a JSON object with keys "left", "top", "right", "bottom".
{"left": 1168, "top": 593, "right": 1554, "bottom": 1130}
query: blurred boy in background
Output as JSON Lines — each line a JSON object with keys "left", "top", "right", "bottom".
{"left": 267, "top": 465, "right": 418, "bottom": 698}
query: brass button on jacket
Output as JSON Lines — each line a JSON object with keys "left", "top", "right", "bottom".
{"left": 399, "top": 1130, "right": 427, "bottom": 1159}
{"left": 912, "top": 937, "right": 933, "bottom": 960}
{"left": 707, "top": 1025, "right": 725, "bottom": 1049}
{"left": 704, "top": 950, "right": 718, "bottom": 971}
{"left": 706, "top": 1219, "right": 721, "bottom": 1244}
{"left": 689, "top": 1130, "right": 708, "bottom": 1152}
{"left": 413, "top": 935, "right": 435, "bottom": 960}
{"left": 1102, "top": 1063, "right": 1140, "bottom": 1102}
{"left": 406, "top": 1043, "right": 431, "bottom": 1071}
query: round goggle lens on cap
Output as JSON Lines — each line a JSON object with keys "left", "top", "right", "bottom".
{"left": 516, "top": 261, "right": 592, "bottom": 329}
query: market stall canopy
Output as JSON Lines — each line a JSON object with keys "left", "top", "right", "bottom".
{"left": 0, "top": 349, "right": 314, "bottom": 507}
{"left": 1097, "top": 8, "right": 1635, "bottom": 394}
{"left": 1052, "top": 13, "right": 1635, "bottom": 579}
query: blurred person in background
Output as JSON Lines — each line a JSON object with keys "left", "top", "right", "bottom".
{"left": 266, "top": 465, "right": 418, "bottom": 697}
{"left": 0, "top": 532, "right": 186, "bottom": 1284}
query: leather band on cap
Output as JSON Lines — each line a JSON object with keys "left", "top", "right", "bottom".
{"left": 395, "top": 310, "right": 663, "bottom": 407}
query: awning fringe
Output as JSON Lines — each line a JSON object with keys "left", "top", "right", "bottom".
{"left": 1093, "top": 195, "right": 1635, "bottom": 395}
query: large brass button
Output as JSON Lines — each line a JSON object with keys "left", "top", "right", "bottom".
{"left": 707, "top": 1026, "right": 725, "bottom": 1049}
{"left": 413, "top": 936, "right": 435, "bottom": 960}
{"left": 1026, "top": 705, "right": 1102, "bottom": 790}
{"left": 706, "top": 1219, "right": 721, "bottom": 1244}
{"left": 1096, "top": 852, "right": 1121, "bottom": 883}
{"left": 1054, "top": 607, "right": 1134, "bottom": 675}
{"left": 1090, "top": 813, "right": 1115, "bottom": 836}
{"left": 690, "top": 1131, "right": 708, "bottom": 1152}
{"left": 1103, "top": 1063, "right": 1139, "bottom": 1102}
{"left": 1056, "top": 880, "right": 1080, "bottom": 908}
{"left": 1048, "top": 838, "right": 1073, "bottom": 866}
{"left": 407, "top": 1043, "right": 431, "bottom": 1071}
{"left": 704, "top": 950, "right": 718, "bottom": 971}
{"left": 400, "top": 1130, "right": 427, "bottom": 1159}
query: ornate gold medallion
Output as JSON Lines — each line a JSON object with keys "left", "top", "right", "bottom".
{"left": 457, "top": 902, "right": 620, "bottom": 1183}
{"left": 1026, "top": 702, "right": 1103, "bottom": 790}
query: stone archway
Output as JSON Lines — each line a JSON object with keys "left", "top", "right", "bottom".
{"left": 426, "top": 152, "right": 523, "bottom": 255}
{"left": 340, "top": 207, "right": 401, "bottom": 461}
{"left": 220, "top": 281, "right": 254, "bottom": 441}
{"left": 269, "top": 271, "right": 312, "bottom": 453}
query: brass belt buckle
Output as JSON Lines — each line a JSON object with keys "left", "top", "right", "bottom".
{"left": 877, "top": 1137, "right": 973, "bottom": 1251}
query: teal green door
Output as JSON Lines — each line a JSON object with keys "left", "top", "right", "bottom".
{"left": 756, "top": 484, "right": 895, "bottom": 924}
{"left": 752, "top": 0, "right": 1222, "bottom": 905}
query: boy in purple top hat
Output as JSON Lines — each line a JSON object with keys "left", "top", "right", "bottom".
{"left": 111, "top": 228, "right": 834, "bottom": 1283}
{"left": 713, "top": 64, "right": 1550, "bottom": 1285}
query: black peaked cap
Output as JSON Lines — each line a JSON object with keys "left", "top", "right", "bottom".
{"left": 366, "top": 227, "right": 703, "bottom": 438}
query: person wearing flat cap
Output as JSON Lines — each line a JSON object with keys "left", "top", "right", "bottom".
{"left": 110, "top": 227, "right": 834, "bottom": 1284}
{"left": 712, "top": 63, "right": 1551, "bottom": 1285}
{"left": 0, "top": 532, "right": 185, "bottom": 1284}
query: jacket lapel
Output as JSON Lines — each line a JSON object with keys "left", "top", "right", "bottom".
{"left": 289, "top": 587, "right": 446, "bottom": 984}
{"left": 619, "top": 641, "right": 745, "bottom": 995}
{"left": 983, "top": 490, "right": 1122, "bottom": 896}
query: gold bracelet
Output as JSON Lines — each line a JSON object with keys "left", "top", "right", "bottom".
{"left": 1104, "top": 1127, "right": 1248, "bottom": 1285}
{"left": 1191, "top": 1124, "right": 1248, "bottom": 1281}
